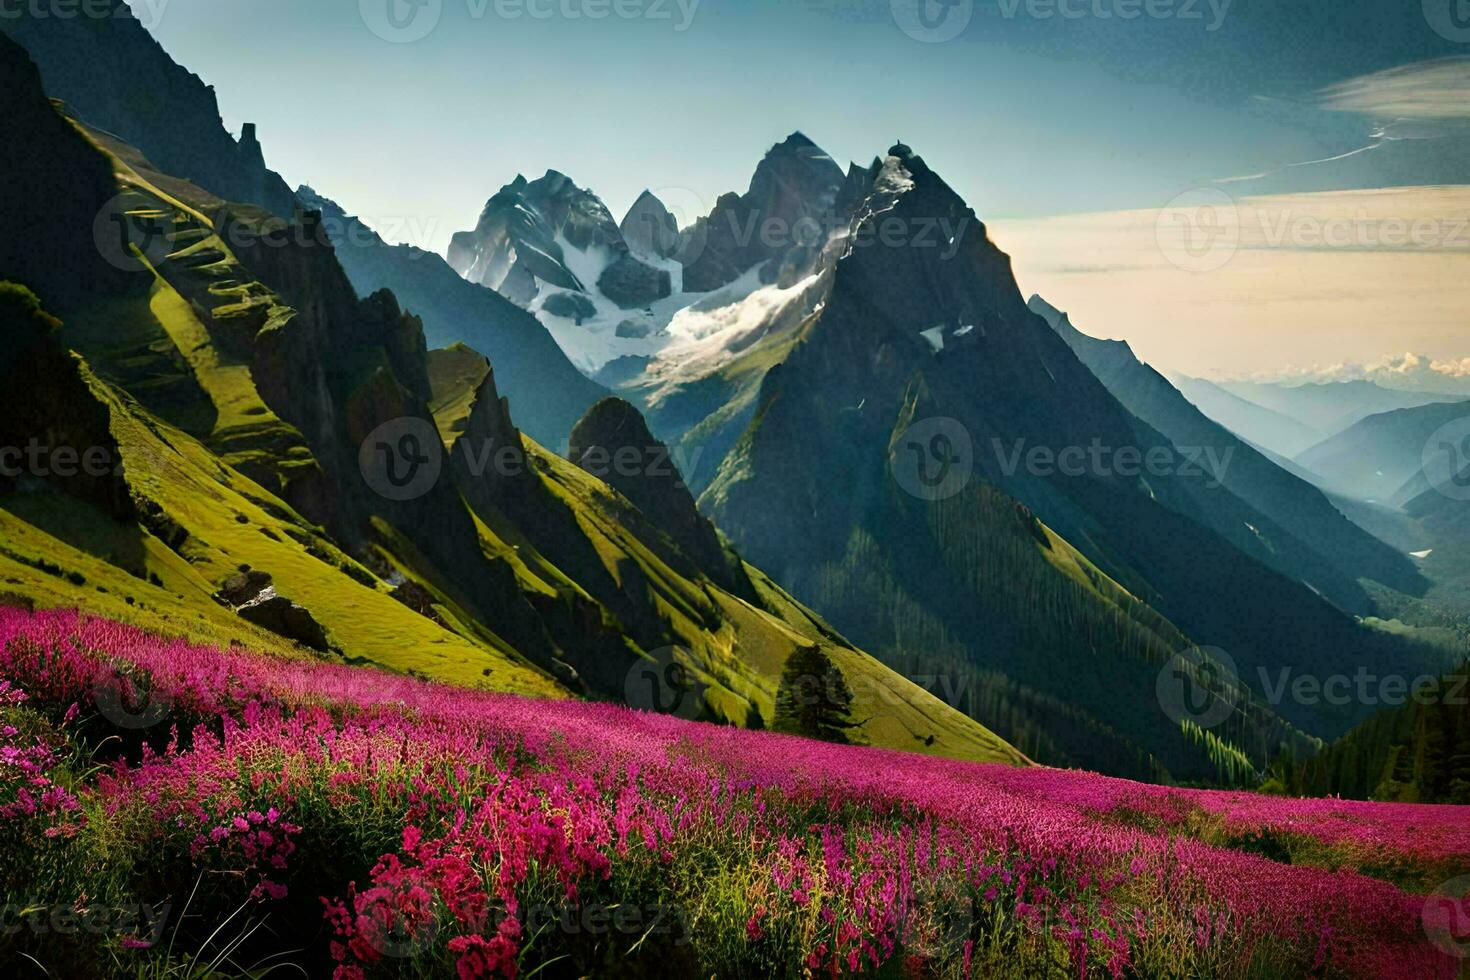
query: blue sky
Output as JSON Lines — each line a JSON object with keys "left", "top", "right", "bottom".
{"left": 136, "top": 0, "right": 1466, "bottom": 254}
{"left": 130, "top": 0, "right": 1469, "bottom": 377}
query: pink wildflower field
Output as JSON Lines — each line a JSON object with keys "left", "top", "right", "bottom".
{"left": 1, "top": 607, "right": 1467, "bottom": 978}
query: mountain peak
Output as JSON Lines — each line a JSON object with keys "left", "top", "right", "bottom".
{"left": 775, "top": 130, "right": 818, "bottom": 150}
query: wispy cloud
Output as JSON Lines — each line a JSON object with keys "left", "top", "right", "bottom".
{"left": 1215, "top": 142, "right": 1383, "bottom": 185}
{"left": 1317, "top": 56, "right": 1470, "bottom": 121}
{"left": 1214, "top": 59, "right": 1470, "bottom": 186}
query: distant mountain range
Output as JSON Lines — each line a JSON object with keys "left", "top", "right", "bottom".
{"left": 1296, "top": 400, "right": 1470, "bottom": 505}
{"left": 1169, "top": 374, "right": 1325, "bottom": 459}
{"left": 1214, "top": 379, "right": 1461, "bottom": 441}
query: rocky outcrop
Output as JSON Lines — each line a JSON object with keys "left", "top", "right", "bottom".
{"left": 541, "top": 291, "right": 597, "bottom": 324}
{"left": 0, "top": 284, "right": 134, "bottom": 521}
{"left": 1, "top": 4, "right": 297, "bottom": 218}
{"left": 597, "top": 254, "right": 672, "bottom": 309}
{"left": 213, "top": 568, "right": 331, "bottom": 652}
{"left": 569, "top": 398, "right": 749, "bottom": 594}
{"left": 620, "top": 190, "right": 680, "bottom": 260}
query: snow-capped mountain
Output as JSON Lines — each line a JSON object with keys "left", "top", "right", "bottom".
{"left": 445, "top": 133, "right": 851, "bottom": 377}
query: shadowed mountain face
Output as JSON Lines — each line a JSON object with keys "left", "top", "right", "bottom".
{"left": 1031, "top": 295, "right": 1427, "bottom": 609}
{"left": 296, "top": 186, "right": 606, "bottom": 449}
{"left": 678, "top": 132, "right": 847, "bottom": 293}
{"left": 0, "top": 2, "right": 296, "bottom": 218}
{"left": 693, "top": 142, "right": 1447, "bottom": 779}
{"left": 568, "top": 397, "right": 752, "bottom": 598}
{"left": 0, "top": 34, "right": 138, "bottom": 311}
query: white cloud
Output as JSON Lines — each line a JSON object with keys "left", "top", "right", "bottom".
{"left": 1317, "top": 57, "right": 1470, "bottom": 122}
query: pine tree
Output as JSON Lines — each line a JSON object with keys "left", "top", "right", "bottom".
{"left": 773, "top": 646, "right": 858, "bottom": 744}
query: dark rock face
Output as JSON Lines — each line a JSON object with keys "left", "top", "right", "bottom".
{"left": 1, "top": 4, "right": 297, "bottom": 218}
{"left": 389, "top": 579, "right": 448, "bottom": 628}
{"left": 620, "top": 190, "right": 680, "bottom": 260}
{"left": 568, "top": 398, "right": 745, "bottom": 592}
{"left": 214, "top": 569, "right": 274, "bottom": 607}
{"left": 541, "top": 291, "right": 597, "bottom": 324}
{"left": 213, "top": 568, "right": 331, "bottom": 652}
{"left": 597, "top": 254, "right": 671, "bottom": 309}
{"left": 679, "top": 132, "right": 846, "bottom": 293}
{"left": 238, "top": 595, "right": 331, "bottom": 652}
{"left": 699, "top": 140, "right": 1436, "bottom": 778}
{"left": 0, "top": 284, "right": 134, "bottom": 521}
{"left": 0, "top": 34, "right": 138, "bottom": 311}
